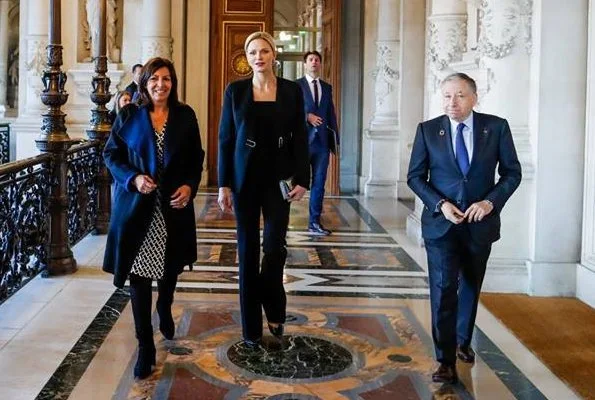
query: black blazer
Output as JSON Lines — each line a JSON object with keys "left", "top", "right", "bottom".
{"left": 407, "top": 112, "right": 522, "bottom": 244}
{"left": 103, "top": 103, "right": 205, "bottom": 287}
{"left": 218, "top": 77, "right": 310, "bottom": 193}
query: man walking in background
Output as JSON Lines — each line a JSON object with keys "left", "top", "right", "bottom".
{"left": 296, "top": 51, "right": 339, "bottom": 236}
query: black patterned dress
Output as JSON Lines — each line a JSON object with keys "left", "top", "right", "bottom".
{"left": 130, "top": 123, "right": 168, "bottom": 280}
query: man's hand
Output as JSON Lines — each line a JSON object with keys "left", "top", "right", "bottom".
{"left": 441, "top": 201, "right": 465, "bottom": 224}
{"left": 463, "top": 200, "right": 494, "bottom": 222}
{"left": 307, "top": 113, "right": 323, "bottom": 127}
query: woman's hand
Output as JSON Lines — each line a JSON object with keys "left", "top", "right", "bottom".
{"left": 288, "top": 185, "right": 307, "bottom": 201}
{"left": 134, "top": 174, "right": 157, "bottom": 194}
{"left": 218, "top": 187, "right": 233, "bottom": 212}
{"left": 170, "top": 185, "right": 192, "bottom": 209}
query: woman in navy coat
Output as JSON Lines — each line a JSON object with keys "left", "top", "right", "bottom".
{"left": 103, "top": 57, "right": 204, "bottom": 379}
{"left": 217, "top": 32, "right": 310, "bottom": 347}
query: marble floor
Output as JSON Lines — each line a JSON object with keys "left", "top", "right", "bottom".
{"left": 0, "top": 194, "right": 583, "bottom": 399}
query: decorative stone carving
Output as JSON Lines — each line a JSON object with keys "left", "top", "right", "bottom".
{"left": 25, "top": 39, "right": 47, "bottom": 76}
{"left": 142, "top": 38, "right": 172, "bottom": 61}
{"left": 477, "top": 0, "right": 533, "bottom": 59}
{"left": 83, "top": 0, "right": 120, "bottom": 62}
{"left": 371, "top": 43, "right": 400, "bottom": 108}
{"left": 427, "top": 15, "right": 467, "bottom": 71}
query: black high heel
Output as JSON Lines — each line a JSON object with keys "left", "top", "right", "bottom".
{"left": 268, "top": 323, "right": 284, "bottom": 339}
{"left": 242, "top": 338, "right": 262, "bottom": 349}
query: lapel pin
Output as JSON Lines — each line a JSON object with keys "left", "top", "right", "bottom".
{"left": 483, "top": 128, "right": 488, "bottom": 136}
{"left": 439, "top": 129, "right": 445, "bottom": 136}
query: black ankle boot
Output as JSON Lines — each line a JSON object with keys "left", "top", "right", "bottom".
{"left": 158, "top": 306, "right": 175, "bottom": 340}
{"left": 134, "top": 345, "right": 156, "bottom": 379}
{"left": 268, "top": 323, "right": 284, "bottom": 339}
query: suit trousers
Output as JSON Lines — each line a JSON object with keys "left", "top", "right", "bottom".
{"left": 233, "top": 180, "right": 291, "bottom": 341}
{"left": 309, "top": 149, "right": 329, "bottom": 226}
{"left": 424, "top": 224, "right": 491, "bottom": 365}
{"left": 129, "top": 273, "right": 178, "bottom": 346}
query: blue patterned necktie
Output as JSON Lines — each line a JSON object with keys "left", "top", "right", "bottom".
{"left": 456, "top": 122, "right": 470, "bottom": 175}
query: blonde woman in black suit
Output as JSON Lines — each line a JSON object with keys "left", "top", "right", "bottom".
{"left": 217, "top": 31, "right": 310, "bottom": 348}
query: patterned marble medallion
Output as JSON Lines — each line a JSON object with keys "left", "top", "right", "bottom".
{"left": 226, "top": 336, "right": 354, "bottom": 379}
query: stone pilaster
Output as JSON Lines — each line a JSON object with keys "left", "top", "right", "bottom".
{"left": 12, "top": 0, "right": 49, "bottom": 159}
{"left": 0, "top": 0, "right": 9, "bottom": 117}
{"left": 364, "top": 0, "right": 400, "bottom": 198}
{"left": 141, "top": 0, "right": 172, "bottom": 61}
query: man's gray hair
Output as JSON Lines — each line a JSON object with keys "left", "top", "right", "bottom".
{"left": 441, "top": 72, "right": 477, "bottom": 94}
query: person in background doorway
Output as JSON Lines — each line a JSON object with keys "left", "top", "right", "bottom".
{"left": 296, "top": 50, "right": 339, "bottom": 236}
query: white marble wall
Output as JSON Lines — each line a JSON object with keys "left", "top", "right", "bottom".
{"left": 579, "top": 0, "right": 595, "bottom": 308}
{"left": 402, "top": 0, "right": 591, "bottom": 301}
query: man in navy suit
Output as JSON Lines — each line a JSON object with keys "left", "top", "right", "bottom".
{"left": 407, "top": 73, "right": 521, "bottom": 383}
{"left": 296, "top": 51, "right": 339, "bottom": 236}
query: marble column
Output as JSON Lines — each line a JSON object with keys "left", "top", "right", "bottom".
{"left": 12, "top": 0, "right": 49, "bottom": 158}
{"left": 473, "top": 0, "right": 534, "bottom": 293}
{"left": 405, "top": 0, "right": 467, "bottom": 243}
{"left": 522, "top": 0, "right": 587, "bottom": 296}
{"left": 141, "top": 0, "right": 172, "bottom": 61}
{"left": 364, "top": 0, "right": 400, "bottom": 198}
{"left": 0, "top": 0, "right": 9, "bottom": 117}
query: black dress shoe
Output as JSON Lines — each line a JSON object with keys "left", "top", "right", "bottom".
{"left": 134, "top": 346, "right": 156, "bottom": 379}
{"left": 457, "top": 345, "right": 476, "bottom": 363}
{"left": 268, "top": 323, "right": 284, "bottom": 339}
{"left": 432, "top": 363, "right": 458, "bottom": 384}
{"left": 308, "top": 223, "right": 331, "bottom": 236}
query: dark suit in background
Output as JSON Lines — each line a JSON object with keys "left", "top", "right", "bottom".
{"left": 296, "top": 76, "right": 338, "bottom": 230}
{"left": 218, "top": 77, "right": 309, "bottom": 341}
{"left": 407, "top": 110, "right": 521, "bottom": 371}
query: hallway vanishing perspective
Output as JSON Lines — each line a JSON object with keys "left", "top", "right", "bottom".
{"left": 0, "top": 194, "right": 583, "bottom": 399}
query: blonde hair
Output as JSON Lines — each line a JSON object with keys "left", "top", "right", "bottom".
{"left": 244, "top": 31, "right": 277, "bottom": 56}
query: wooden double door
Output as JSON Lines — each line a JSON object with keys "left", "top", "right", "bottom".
{"left": 207, "top": 0, "right": 341, "bottom": 195}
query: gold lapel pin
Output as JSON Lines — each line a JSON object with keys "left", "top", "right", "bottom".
{"left": 439, "top": 129, "right": 445, "bottom": 136}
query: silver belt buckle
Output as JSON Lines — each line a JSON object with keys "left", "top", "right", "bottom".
{"left": 246, "top": 139, "right": 256, "bottom": 148}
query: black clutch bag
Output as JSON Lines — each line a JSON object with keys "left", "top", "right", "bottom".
{"left": 279, "top": 179, "right": 292, "bottom": 201}
{"left": 327, "top": 126, "right": 339, "bottom": 155}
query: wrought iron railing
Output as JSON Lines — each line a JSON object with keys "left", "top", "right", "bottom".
{"left": 67, "top": 140, "right": 101, "bottom": 246}
{"left": 0, "top": 123, "right": 9, "bottom": 164}
{"left": 0, "top": 154, "right": 52, "bottom": 303}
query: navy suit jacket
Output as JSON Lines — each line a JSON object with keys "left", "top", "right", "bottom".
{"left": 218, "top": 77, "right": 310, "bottom": 193}
{"left": 407, "top": 112, "right": 522, "bottom": 244}
{"left": 103, "top": 103, "right": 205, "bottom": 287}
{"left": 296, "top": 77, "right": 339, "bottom": 153}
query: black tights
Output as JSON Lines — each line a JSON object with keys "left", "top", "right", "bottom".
{"left": 129, "top": 273, "right": 178, "bottom": 346}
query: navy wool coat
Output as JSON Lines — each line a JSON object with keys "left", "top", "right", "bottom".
{"left": 103, "top": 103, "right": 205, "bottom": 288}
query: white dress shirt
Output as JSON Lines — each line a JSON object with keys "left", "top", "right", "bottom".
{"left": 449, "top": 112, "right": 474, "bottom": 162}
{"left": 305, "top": 74, "right": 321, "bottom": 106}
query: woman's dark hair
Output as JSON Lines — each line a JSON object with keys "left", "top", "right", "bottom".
{"left": 137, "top": 57, "right": 180, "bottom": 109}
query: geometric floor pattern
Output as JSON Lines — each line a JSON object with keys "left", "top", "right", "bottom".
{"left": 7, "top": 194, "right": 575, "bottom": 399}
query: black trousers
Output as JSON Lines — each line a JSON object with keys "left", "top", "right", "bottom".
{"left": 233, "top": 180, "right": 291, "bottom": 341}
{"left": 424, "top": 224, "right": 491, "bottom": 365}
{"left": 129, "top": 273, "right": 178, "bottom": 346}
